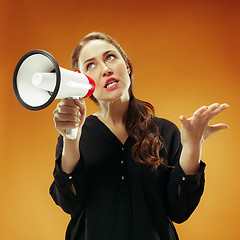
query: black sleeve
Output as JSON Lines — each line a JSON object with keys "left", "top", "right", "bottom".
{"left": 158, "top": 119, "right": 206, "bottom": 224}
{"left": 49, "top": 135, "right": 87, "bottom": 216}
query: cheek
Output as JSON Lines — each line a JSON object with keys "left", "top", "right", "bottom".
{"left": 114, "top": 62, "right": 128, "bottom": 77}
{"left": 92, "top": 65, "right": 102, "bottom": 77}
{"left": 91, "top": 76, "right": 102, "bottom": 97}
{"left": 120, "top": 66, "right": 131, "bottom": 85}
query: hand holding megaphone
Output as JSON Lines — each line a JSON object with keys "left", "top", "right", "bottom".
{"left": 13, "top": 49, "right": 95, "bottom": 139}
{"left": 53, "top": 98, "right": 86, "bottom": 140}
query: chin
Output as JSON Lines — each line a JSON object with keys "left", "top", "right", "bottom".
{"left": 97, "top": 88, "right": 130, "bottom": 103}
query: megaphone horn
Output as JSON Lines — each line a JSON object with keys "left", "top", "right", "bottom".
{"left": 13, "top": 49, "right": 95, "bottom": 139}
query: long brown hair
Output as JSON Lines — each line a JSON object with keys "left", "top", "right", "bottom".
{"left": 71, "top": 32, "right": 166, "bottom": 171}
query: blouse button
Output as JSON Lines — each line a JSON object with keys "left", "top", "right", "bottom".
{"left": 122, "top": 147, "right": 124, "bottom": 151}
{"left": 182, "top": 176, "right": 186, "bottom": 181}
{"left": 69, "top": 175, "right": 73, "bottom": 180}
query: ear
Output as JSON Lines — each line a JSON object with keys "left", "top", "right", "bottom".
{"left": 126, "top": 64, "right": 131, "bottom": 74}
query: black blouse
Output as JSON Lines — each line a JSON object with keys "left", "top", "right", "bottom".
{"left": 50, "top": 115, "right": 206, "bottom": 240}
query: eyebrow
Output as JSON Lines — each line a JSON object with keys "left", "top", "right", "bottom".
{"left": 83, "top": 50, "right": 116, "bottom": 65}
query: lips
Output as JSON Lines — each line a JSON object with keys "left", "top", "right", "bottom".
{"left": 104, "top": 77, "right": 119, "bottom": 88}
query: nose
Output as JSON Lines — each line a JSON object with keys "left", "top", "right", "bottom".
{"left": 102, "top": 64, "right": 113, "bottom": 77}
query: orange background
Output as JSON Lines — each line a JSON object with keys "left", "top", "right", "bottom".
{"left": 1, "top": 0, "right": 239, "bottom": 239}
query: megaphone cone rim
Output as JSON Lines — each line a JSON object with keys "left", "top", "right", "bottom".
{"left": 13, "top": 49, "right": 61, "bottom": 111}
{"left": 84, "top": 75, "right": 95, "bottom": 98}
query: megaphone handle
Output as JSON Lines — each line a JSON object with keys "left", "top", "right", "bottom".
{"left": 65, "top": 96, "right": 80, "bottom": 140}
{"left": 66, "top": 128, "right": 78, "bottom": 140}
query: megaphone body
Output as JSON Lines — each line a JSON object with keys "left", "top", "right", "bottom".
{"left": 13, "top": 49, "right": 95, "bottom": 139}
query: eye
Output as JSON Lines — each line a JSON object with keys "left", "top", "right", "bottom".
{"left": 106, "top": 54, "right": 115, "bottom": 61}
{"left": 86, "top": 63, "right": 95, "bottom": 70}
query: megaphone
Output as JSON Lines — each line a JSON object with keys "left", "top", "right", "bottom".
{"left": 13, "top": 49, "right": 95, "bottom": 139}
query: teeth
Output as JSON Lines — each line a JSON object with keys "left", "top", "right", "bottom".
{"left": 106, "top": 82, "right": 117, "bottom": 88}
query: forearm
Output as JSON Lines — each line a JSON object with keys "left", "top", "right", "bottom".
{"left": 179, "top": 143, "right": 202, "bottom": 175}
{"left": 61, "top": 137, "right": 81, "bottom": 174}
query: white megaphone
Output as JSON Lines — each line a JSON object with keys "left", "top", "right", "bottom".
{"left": 13, "top": 49, "right": 95, "bottom": 139}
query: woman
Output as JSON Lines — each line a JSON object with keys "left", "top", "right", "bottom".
{"left": 50, "top": 32, "right": 229, "bottom": 240}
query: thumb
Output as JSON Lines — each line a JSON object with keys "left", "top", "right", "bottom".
{"left": 75, "top": 98, "right": 86, "bottom": 113}
{"left": 179, "top": 116, "right": 190, "bottom": 129}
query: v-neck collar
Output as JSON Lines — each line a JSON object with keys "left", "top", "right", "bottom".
{"left": 89, "top": 115, "right": 130, "bottom": 146}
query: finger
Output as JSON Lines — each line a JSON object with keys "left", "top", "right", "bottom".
{"left": 55, "top": 112, "right": 80, "bottom": 123}
{"left": 74, "top": 98, "right": 84, "bottom": 105}
{"left": 192, "top": 106, "right": 208, "bottom": 118}
{"left": 201, "top": 103, "right": 220, "bottom": 119}
{"left": 208, "top": 123, "right": 229, "bottom": 135}
{"left": 75, "top": 99, "right": 86, "bottom": 116}
{"left": 75, "top": 98, "right": 86, "bottom": 109}
{"left": 61, "top": 98, "right": 79, "bottom": 107}
{"left": 58, "top": 105, "right": 80, "bottom": 116}
{"left": 202, "top": 103, "right": 229, "bottom": 122}
{"left": 55, "top": 120, "right": 79, "bottom": 129}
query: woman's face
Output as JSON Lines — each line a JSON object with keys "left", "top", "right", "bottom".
{"left": 79, "top": 40, "right": 131, "bottom": 103}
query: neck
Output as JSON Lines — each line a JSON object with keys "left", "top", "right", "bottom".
{"left": 97, "top": 96, "right": 130, "bottom": 125}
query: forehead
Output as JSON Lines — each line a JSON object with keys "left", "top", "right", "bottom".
{"left": 79, "top": 40, "right": 119, "bottom": 62}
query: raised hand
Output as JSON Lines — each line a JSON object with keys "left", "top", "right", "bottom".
{"left": 179, "top": 103, "right": 229, "bottom": 175}
{"left": 179, "top": 103, "right": 229, "bottom": 147}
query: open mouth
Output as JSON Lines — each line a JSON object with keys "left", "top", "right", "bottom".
{"left": 104, "top": 78, "right": 119, "bottom": 88}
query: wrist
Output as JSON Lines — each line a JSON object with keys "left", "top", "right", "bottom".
{"left": 62, "top": 137, "right": 81, "bottom": 174}
{"left": 63, "top": 136, "right": 80, "bottom": 148}
{"left": 182, "top": 140, "right": 202, "bottom": 151}
{"left": 180, "top": 144, "right": 202, "bottom": 175}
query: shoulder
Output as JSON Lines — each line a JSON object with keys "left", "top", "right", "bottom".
{"left": 154, "top": 117, "right": 181, "bottom": 151}
{"left": 80, "top": 115, "right": 101, "bottom": 144}
{"left": 154, "top": 117, "right": 180, "bottom": 136}
{"left": 84, "top": 115, "right": 98, "bottom": 126}
{"left": 82, "top": 115, "right": 107, "bottom": 137}
{"left": 80, "top": 115, "right": 99, "bottom": 135}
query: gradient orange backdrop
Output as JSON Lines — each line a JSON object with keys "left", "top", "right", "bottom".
{"left": 1, "top": 0, "right": 239, "bottom": 239}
